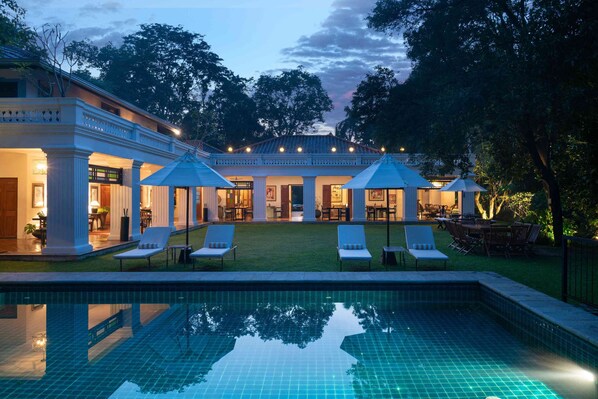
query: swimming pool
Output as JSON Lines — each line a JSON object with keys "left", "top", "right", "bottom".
{"left": 0, "top": 272, "right": 596, "bottom": 398}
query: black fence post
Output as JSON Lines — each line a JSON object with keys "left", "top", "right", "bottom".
{"left": 562, "top": 236, "right": 569, "bottom": 303}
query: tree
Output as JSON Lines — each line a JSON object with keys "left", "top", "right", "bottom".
{"left": 368, "top": 0, "right": 598, "bottom": 243}
{"left": 182, "top": 73, "right": 262, "bottom": 148}
{"left": 0, "top": 0, "right": 35, "bottom": 49}
{"left": 70, "top": 24, "right": 226, "bottom": 125}
{"left": 339, "top": 66, "right": 398, "bottom": 146}
{"left": 253, "top": 67, "right": 333, "bottom": 137}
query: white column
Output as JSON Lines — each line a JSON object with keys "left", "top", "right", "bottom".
{"left": 253, "top": 176, "right": 267, "bottom": 222}
{"left": 402, "top": 186, "right": 418, "bottom": 222}
{"left": 351, "top": 189, "right": 366, "bottom": 221}
{"left": 204, "top": 187, "right": 219, "bottom": 222}
{"left": 109, "top": 160, "right": 142, "bottom": 241}
{"left": 42, "top": 148, "right": 93, "bottom": 255}
{"left": 152, "top": 186, "right": 175, "bottom": 230}
{"left": 190, "top": 187, "right": 197, "bottom": 226}
{"left": 460, "top": 192, "right": 475, "bottom": 216}
{"left": 302, "top": 176, "right": 316, "bottom": 222}
{"left": 175, "top": 188, "right": 195, "bottom": 229}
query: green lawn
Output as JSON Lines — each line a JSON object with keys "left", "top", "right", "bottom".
{"left": 0, "top": 224, "right": 562, "bottom": 299}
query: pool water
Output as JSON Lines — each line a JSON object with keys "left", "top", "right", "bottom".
{"left": 0, "top": 289, "right": 595, "bottom": 398}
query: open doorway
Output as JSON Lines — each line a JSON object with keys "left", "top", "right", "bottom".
{"left": 290, "top": 185, "right": 303, "bottom": 222}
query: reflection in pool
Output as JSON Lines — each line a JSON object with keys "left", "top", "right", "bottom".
{"left": 0, "top": 290, "right": 595, "bottom": 398}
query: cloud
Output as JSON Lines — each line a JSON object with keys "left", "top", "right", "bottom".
{"left": 78, "top": 2, "right": 123, "bottom": 17}
{"left": 281, "top": 0, "right": 410, "bottom": 130}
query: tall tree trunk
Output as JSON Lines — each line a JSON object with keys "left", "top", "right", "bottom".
{"left": 523, "top": 129, "right": 564, "bottom": 245}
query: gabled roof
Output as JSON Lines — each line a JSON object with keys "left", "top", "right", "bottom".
{"left": 232, "top": 134, "right": 381, "bottom": 154}
{"left": 0, "top": 46, "right": 180, "bottom": 132}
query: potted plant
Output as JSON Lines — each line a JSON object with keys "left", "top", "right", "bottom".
{"left": 24, "top": 223, "right": 45, "bottom": 240}
{"left": 97, "top": 206, "right": 110, "bottom": 229}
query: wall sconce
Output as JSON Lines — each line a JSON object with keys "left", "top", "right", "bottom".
{"left": 33, "top": 160, "right": 47, "bottom": 175}
{"left": 31, "top": 332, "right": 47, "bottom": 362}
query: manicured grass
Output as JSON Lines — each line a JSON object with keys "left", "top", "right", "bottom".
{"left": 0, "top": 223, "right": 562, "bottom": 298}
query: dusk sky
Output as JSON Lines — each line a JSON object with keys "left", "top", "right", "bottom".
{"left": 20, "top": 0, "right": 410, "bottom": 131}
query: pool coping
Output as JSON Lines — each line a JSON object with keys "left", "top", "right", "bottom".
{"left": 0, "top": 271, "right": 596, "bottom": 348}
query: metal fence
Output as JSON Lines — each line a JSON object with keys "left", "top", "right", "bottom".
{"left": 562, "top": 236, "right": 598, "bottom": 311}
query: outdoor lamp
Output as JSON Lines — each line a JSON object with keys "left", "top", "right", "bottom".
{"left": 400, "top": 147, "right": 405, "bottom": 152}
{"left": 331, "top": 147, "right": 337, "bottom": 152}
{"left": 349, "top": 146, "right": 354, "bottom": 152}
{"left": 381, "top": 147, "right": 386, "bottom": 152}
{"left": 297, "top": 147, "right": 303, "bottom": 152}
{"left": 31, "top": 332, "right": 47, "bottom": 362}
{"left": 227, "top": 146, "right": 233, "bottom": 152}
{"left": 245, "top": 147, "right": 251, "bottom": 153}
{"left": 279, "top": 147, "right": 285, "bottom": 153}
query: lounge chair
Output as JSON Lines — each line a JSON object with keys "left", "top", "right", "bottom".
{"left": 404, "top": 225, "right": 448, "bottom": 269}
{"left": 190, "top": 225, "right": 237, "bottom": 269}
{"left": 337, "top": 225, "right": 372, "bottom": 270}
{"left": 113, "top": 226, "right": 171, "bottom": 271}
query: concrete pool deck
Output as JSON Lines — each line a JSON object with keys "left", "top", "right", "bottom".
{"left": 0, "top": 271, "right": 596, "bottom": 350}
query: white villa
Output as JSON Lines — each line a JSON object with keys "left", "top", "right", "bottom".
{"left": 0, "top": 47, "right": 474, "bottom": 257}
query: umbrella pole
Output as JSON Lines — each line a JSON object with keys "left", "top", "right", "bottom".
{"left": 386, "top": 189, "right": 390, "bottom": 247}
{"left": 185, "top": 187, "right": 190, "bottom": 263}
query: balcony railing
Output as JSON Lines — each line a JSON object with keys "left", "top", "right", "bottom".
{"left": 0, "top": 98, "right": 204, "bottom": 159}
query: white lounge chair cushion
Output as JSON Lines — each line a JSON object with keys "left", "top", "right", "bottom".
{"left": 338, "top": 248, "right": 372, "bottom": 261}
{"left": 408, "top": 249, "right": 448, "bottom": 260}
{"left": 190, "top": 247, "right": 233, "bottom": 258}
{"left": 113, "top": 248, "right": 164, "bottom": 259}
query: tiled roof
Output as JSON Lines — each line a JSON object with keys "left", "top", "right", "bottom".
{"left": 0, "top": 46, "right": 40, "bottom": 62}
{"left": 232, "top": 134, "right": 381, "bottom": 154}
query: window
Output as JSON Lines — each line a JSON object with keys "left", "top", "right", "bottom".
{"left": 101, "top": 102, "right": 120, "bottom": 116}
{"left": 0, "top": 82, "right": 18, "bottom": 97}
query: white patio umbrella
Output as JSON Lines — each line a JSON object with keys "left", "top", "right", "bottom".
{"left": 342, "top": 154, "right": 432, "bottom": 248}
{"left": 140, "top": 151, "right": 234, "bottom": 262}
{"left": 440, "top": 177, "right": 486, "bottom": 216}
{"left": 440, "top": 177, "right": 486, "bottom": 193}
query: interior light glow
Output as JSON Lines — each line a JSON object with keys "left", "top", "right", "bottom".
{"left": 36, "top": 163, "right": 47, "bottom": 171}
{"left": 245, "top": 147, "right": 251, "bottom": 153}
{"left": 227, "top": 146, "right": 233, "bottom": 152}
{"left": 349, "top": 146, "right": 354, "bottom": 152}
{"left": 279, "top": 147, "right": 285, "bottom": 153}
{"left": 431, "top": 181, "right": 443, "bottom": 188}
{"left": 575, "top": 369, "right": 595, "bottom": 382}
{"left": 331, "top": 147, "right": 337, "bottom": 152}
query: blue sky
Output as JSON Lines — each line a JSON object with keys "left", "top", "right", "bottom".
{"left": 20, "top": 0, "right": 409, "bottom": 131}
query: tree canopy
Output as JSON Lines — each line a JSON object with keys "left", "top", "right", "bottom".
{"left": 361, "top": 0, "right": 598, "bottom": 241}
{"left": 0, "top": 0, "right": 35, "bottom": 49}
{"left": 253, "top": 67, "right": 333, "bottom": 137}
